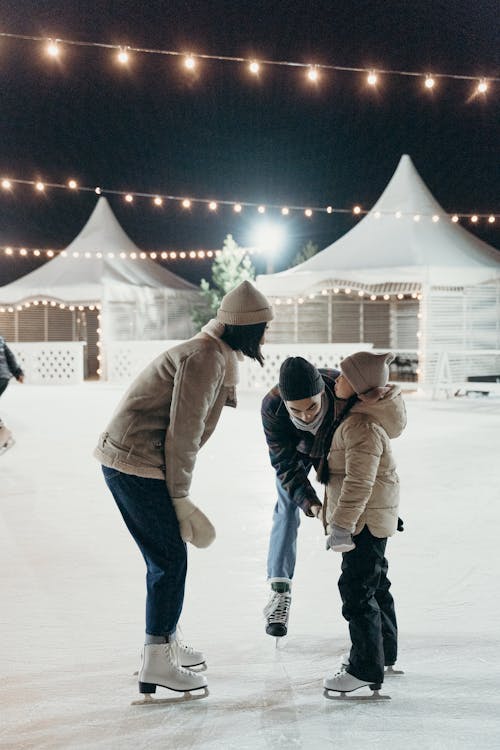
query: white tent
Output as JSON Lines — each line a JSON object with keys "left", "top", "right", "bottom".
{"left": 257, "top": 155, "right": 500, "bottom": 386}
{"left": 0, "top": 198, "right": 202, "bottom": 378}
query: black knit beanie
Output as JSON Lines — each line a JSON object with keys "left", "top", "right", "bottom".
{"left": 279, "top": 357, "right": 324, "bottom": 401}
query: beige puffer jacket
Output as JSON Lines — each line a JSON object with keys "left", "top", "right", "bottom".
{"left": 94, "top": 334, "right": 235, "bottom": 499}
{"left": 324, "top": 385, "right": 406, "bottom": 538}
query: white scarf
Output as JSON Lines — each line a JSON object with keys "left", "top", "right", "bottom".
{"left": 199, "top": 319, "right": 243, "bottom": 387}
{"left": 287, "top": 391, "right": 328, "bottom": 435}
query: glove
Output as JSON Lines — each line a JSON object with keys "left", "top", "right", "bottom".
{"left": 326, "top": 524, "right": 356, "bottom": 553}
{"left": 310, "top": 503, "right": 323, "bottom": 519}
{"left": 171, "top": 497, "right": 216, "bottom": 548}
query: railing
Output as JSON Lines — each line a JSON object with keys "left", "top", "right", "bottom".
{"left": 8, "top": 342, "right": 85, "bottom": 384}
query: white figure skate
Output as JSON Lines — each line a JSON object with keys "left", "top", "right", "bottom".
{"left": 340, "top": 652, "right": 404, "bottom": 675}
{"left": 323, "top": 668, "right": 390, "bottom": 701}
{"left": 132, "top": 642, "right": 208, "bottom": 705}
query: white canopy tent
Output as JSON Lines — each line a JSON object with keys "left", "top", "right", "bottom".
{"left": 257, "top": 155, "right": 500, "bottom": 386}
{"left": 0, "top": 197, "right": 202, "bottom": 378}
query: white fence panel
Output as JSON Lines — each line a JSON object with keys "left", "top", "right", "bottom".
{"left": 9, "top": 342, "right": 85, "bottom": 384}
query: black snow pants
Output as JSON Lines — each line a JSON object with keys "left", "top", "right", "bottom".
{"left": 338, "top": 525, "right": 397, "bottom": 685}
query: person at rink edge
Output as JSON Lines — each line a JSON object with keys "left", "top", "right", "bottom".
{"left": 322, "top": 351, "right": 406, "bottom": 696}
{"left": 94, "top": 281, "right": 273, "bottom": 700}
{"left": 262, "top": 356, "right": 350, "bottom": 637}
{"left": 0, "top": 334, "right": 25, "bottom": 455}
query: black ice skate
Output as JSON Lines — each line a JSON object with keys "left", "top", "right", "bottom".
{"left": 263, "top": 590, "right": 291, "bottom": 641}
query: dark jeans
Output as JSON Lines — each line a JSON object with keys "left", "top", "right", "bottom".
{"left": 0, "top": 378, "right": 10, "bottom": 398}
{"left": 338, "top": 525, "right": 398, "bottom": 684}
{"left": 102, "top": 466, "right": 187, "bottom": 637}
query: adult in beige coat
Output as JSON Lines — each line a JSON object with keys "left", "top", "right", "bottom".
{"left": 94, "top": 281, "right": 272, "bottom": 701}
{"left": 322, "top": 351, "right": 406, "bottom": 697}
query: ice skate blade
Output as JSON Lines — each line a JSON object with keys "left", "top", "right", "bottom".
{"left": 385, "top": 666, "right": 404, "bottom": 675}
{"left": 131, "top": 687, "right": 209, "bottom": 706}
{"left": 323, "top": 688, "right": 391, "bottom": 701}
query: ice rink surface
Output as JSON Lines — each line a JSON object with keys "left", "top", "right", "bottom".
{"left": 1, "top": 381, "right": 499, "bottom": 749}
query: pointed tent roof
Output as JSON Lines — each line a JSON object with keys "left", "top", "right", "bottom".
{"left": 0, "top": 197, "right": 197, "bottom": 304}
{"left": 257, "top": 155, "right": 500, "bottom": 296}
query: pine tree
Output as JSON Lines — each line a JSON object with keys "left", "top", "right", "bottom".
{"left": 291, "top": 240, "right": 319, "bottom": 267}
{"left": 192, "top": 234, "right": 256, "bottom": 329}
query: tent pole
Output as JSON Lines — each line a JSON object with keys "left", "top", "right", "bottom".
{"left": 328, "top": 291, "right": 332, "bottom": 342}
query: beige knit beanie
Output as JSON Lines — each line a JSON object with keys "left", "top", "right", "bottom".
{"left": 217, "top": 280, "right": 274, "bottom": 325}
{"left": 340, "top": 351, "right": 394, "bottom": 395}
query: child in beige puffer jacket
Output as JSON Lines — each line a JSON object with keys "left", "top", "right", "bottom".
{"left": 322, "top": 351, "right": 406, "bottom": 697}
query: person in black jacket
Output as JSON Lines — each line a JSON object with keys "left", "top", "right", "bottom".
{"left": 0, "top": 335, "right": 24, "bottom": 455}
{"left": 261, "top": 356, "right": 355, "bottom": 638}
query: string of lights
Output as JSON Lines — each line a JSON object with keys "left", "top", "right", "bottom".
{"left": 0, "top": 245, "right": 224, "bottom": 260}
{"left": 0, "top": 30, "right": 497, "bottom": 94}
{"left": 0, "top": 287, "right": 424, "bottom": 316}
{"left": 1, "top": 176, "right": 497, "bottom": 226}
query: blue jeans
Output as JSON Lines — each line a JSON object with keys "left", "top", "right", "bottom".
{"left": 102, "top": 466, "right": 187, "bottom": 637}
{"left": 266, "top": 463, "right": 311, "bottom": 582}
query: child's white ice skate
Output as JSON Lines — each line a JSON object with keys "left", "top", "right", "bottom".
{"left": 340, "top": 652, "right": 404, "bottom": 676}
{"left": 323, "top": 668, "right": 390, "bottom": 701}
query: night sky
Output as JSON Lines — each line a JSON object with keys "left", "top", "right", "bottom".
{"left": 0, "top": 0, "right": 498, "bottom": 286}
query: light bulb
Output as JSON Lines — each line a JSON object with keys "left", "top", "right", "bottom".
{"left": 184, "top": 55, "right": 196, "bottom": 70}
{"left": 307, "top": 66, "right": 319, "bottom": 82}
{"left": 425, "top": 75, "right": 435, "bottom": 89}
{"left": 117, "top": 47, "right": 129, "bottom": 64}
{"left": 367, "top": 70, "right": 378, "bottom": 86}
{"left": 46, "top": 39, "right": 60, "bottom": 58}
{"left": 249, "top": 61, "right": 260, "bottom": 74}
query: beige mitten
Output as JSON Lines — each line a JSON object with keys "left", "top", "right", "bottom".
{"left": 172, "top": 497, "right": 216, "bottom": 548}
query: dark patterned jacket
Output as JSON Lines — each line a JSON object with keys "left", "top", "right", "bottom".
{"left": 261, "top": 369, "right": 340, "bottom": 515}
{"left": 0, "top": 336, "right": 23, "bottom": 380}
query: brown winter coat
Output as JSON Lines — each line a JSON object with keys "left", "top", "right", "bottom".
{"left": 324, "top": 385, "right": 406, "bottom": 538}
{"left": 94, "top": 334, "right": 236, "bottom": 499}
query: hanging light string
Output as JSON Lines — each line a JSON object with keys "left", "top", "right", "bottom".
{"left": 0, "top": 31, "right": 497, "bottom": 92}
{"left": 0, "top": 244, "right": 225, "bottom": 260}
{"left": 0, "top": 175, "right": 497, "bottom": 224}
